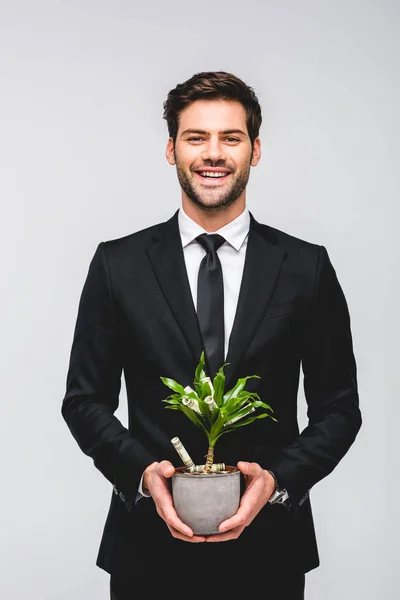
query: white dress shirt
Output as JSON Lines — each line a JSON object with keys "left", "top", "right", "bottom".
{"left": 178, "top": 205, "right": 250, "bottom": 361}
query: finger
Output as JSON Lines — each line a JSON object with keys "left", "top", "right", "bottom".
{"left": 237, "top": 460, "right": 262, "bottom": 477}
{"left": 217, "top": 510, "right": 245, "bottom": 533}
{"left": 168, "top": 524, "right": 206, "bottom": 543}
{"left": 205, "top": 526, "right": 244, "bottom": 542}
{"left": 158, "top": 460, "right": 175, "bottom": 479}
{"left": 162, "top": 506, "right": 195, "bottom": 538}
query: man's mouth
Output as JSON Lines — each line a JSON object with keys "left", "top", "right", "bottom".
{"left": 195, "top": 170, "right": 231, "bottom": 183}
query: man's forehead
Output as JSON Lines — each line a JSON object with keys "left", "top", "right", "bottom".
{"left": 177, "top": 99, "right": 247, "bottom": 134}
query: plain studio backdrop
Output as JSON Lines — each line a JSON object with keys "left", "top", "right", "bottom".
{"left": 1, "top": 1, "right": 398, "bottom": 598}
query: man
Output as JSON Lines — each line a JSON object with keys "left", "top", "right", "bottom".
{"left": 62, "top": 71, "right": 362, "bottom": 599}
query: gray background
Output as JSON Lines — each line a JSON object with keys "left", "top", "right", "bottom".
{"left": 1, "top": 1, "right": 398, "bottom": 598}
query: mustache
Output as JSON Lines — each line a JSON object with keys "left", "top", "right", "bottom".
{"left": 193, "top": 165, "right": 233, "bottom": 172}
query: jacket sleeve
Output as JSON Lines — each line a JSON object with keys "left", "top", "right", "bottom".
{"left": 61, "top": 242, "right": 157, "bottom": 511}
{"left": 267, "top": 245, "right": 362, "bottom": 516}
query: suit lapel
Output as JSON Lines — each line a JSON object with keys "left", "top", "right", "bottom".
{"left": 146, "top": 210, "right": 204, "bottom": 367}
{"left": 146, "top": 209, "right": 286, "bottom": 390}
{"left": 224, "top": 212, "right": 286, "bottom": 388}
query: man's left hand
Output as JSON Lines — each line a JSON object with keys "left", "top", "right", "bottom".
{"left": 204, "top": 461, "right": 276, "bottom": 542}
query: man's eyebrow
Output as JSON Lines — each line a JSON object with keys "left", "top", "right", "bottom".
{"left": 180, "top": 128, "right": 248, "bottom": 137}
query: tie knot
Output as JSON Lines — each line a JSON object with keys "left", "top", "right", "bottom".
{"left": 196, "top": 233, "right": 225, "bottom": 254}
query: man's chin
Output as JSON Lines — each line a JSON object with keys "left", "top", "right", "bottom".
{"left": 189, "top": 196, "right": 235, "bottom": 212}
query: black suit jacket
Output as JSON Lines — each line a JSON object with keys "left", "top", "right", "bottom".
{"left": 61, "top": 209, "right": 361, "bottom": 577}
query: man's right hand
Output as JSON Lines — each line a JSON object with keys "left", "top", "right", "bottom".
{"left": 143, "top": 460, "right": 206, "bottom": 543}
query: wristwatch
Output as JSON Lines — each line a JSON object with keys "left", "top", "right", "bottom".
{"left": 266, "top": 469, "right": 289, "bottom": 504}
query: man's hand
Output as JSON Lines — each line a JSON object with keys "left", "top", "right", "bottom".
{"left": 143, "top": 460, "right": 206, "bottom": 543}
{"left": 204, "top": 461, "right": 276, "bottom": 542}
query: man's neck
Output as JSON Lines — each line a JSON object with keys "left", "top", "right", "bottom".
{"left": 181, "top": 197, "right": 246, "bottom": 232}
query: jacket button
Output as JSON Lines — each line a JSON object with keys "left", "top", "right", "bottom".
{"left": 119, "top": 492, "right": 126, "bottom": 502}
{"left": 113, "top": 485, "right": 118, "bottom": 495}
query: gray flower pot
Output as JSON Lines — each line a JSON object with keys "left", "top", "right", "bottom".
{"left": 172, "top": 465, "right": 241, "bottom": 535}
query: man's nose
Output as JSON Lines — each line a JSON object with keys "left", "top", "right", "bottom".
{"left": 200, "top": 139, "right": 227, "bottom": 162}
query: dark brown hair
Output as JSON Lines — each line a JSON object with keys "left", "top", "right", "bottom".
{"left": 163, "top": 71, "right": 262, "bottom": 147}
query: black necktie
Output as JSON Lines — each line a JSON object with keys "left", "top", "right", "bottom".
{"left": 196, "top": 233, "right": 225, "bottom": 379}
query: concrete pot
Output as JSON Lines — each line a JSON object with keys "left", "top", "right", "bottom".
{"left": 172, "top": 465, "right": 241, "bottom": 535}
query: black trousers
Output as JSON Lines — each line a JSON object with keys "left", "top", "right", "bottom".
{"left": 110, "top": 571, "right": 306, "bottom": 599}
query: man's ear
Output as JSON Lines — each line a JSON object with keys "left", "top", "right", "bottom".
{"left": 166, "top": 138, "right": 176, "bottom": 165}
{"left": 250, "top": 137, "right": 261, "bottom": 167}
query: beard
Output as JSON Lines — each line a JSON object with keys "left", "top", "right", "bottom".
{"left": 175, "top": 154, "right": 252, "bottom": 213}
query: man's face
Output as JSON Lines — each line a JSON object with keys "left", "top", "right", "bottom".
{"left": 166, "top": 99, "right": 260, "bottom": 212}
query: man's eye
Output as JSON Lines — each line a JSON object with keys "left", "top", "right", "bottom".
{"left": 187, "top": 136, "right": 240, "bottom": 143}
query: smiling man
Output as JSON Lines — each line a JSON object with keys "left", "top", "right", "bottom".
{"left": 167, "top": 98, "right": 260, "bottom": 228}
{"left": 62, "top": 71, "right": 362, "bottom": 599}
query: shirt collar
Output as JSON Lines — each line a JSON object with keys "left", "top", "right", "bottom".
{"left": 178, "top": 206, "right": 250, "bottom": 251}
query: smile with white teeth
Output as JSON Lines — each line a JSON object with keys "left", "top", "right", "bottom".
{"left": 198, "top": 171, "right": 229, "bottom": 178}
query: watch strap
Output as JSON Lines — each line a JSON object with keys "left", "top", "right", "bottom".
{"left": 266, "top": 469, "right": 289, "bottom": 504}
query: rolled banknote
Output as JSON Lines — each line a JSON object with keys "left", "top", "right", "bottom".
{"left": 204, "top": 395, "right": 217, "bottom": 411}
{"left": 182, "top": 395, "right": 202, "bottom": 414}
{"left": 171, "top": 437, "right": 195, "bottom": 471}
{"left": 184, "top": 385, "right": 197, "bottom": 395}
{"left": 224, "top": 405, "right": 255, "bottom": 427}
{"left": 191, "top": 463, "right": 226, "bottom": 473}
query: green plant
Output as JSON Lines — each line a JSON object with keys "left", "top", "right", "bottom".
{"left": 160, "top": 351, "right": 277, "bottom": 472}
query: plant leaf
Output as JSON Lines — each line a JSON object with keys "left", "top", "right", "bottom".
{"left": 161, "top": 392, "right": 181, "bottom": 403}
{"left": 222, "top": 375, "right": 261, "bottom": 405}
{"left": 208, "top": 410, "right": 227, "bottom": 444}
{"left": 160, "top": 377, "right": 186, "bottom": 395}
{"left": 252, "top": 399, "right": 275, "bottom": 412}
{"left": 212, "top": 362, "right": 230, "bottom": 407}
{"left": 224, "top": 412, "right": 276, "bottom": 431}
{"left": 176, "top": 403, "right": 207, "bottom": 429}
{"left": 194, "top": 351, "right": 206, "bottom": 382}
{"left": 162, "top": 397, "right": 182, "bottom": 405}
